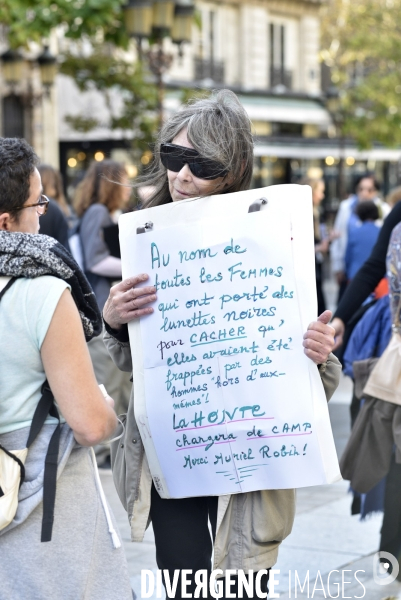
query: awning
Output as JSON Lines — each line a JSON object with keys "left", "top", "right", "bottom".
{"left": 164, "top": 90, "right": 331, "bottom": 126}
{"left": 254, "top": 141, "right": 401, "bottom": 161}
{"left": 237, "top": 94, "right": 330, "bottom": 126}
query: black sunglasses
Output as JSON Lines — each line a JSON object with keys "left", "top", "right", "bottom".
{"left": 160, "top": 143, "right": 228, "bottom": 180}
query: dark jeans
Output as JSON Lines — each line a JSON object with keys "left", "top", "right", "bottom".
{"left": 315, "top": 263, "right": 326, "bottom": 316}
{"left": 150, "top": 483, "right": 270, "bottom": 599}
{"left": 380, "top": 452, "right": 401, "bottom": 578}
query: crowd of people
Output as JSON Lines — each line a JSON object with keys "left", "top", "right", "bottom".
{"left": 0, "top": 87, "right": 400, "bottom": 598}
{"left": 302, "top": 171, "right": 401, "bottom": 579}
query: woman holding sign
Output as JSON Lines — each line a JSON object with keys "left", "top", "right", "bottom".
{"left": 103, "top": 90, "right": 341, "bottom": 599}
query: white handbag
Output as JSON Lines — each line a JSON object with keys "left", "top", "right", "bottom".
{"left": 0, "top": 445, "right": 28, "bottom": 531}
{"left": 363, "top": 294, "right": 401, "bottom": 405}
{"left": 363, "top": 331, "right": 401, "bottom": 404}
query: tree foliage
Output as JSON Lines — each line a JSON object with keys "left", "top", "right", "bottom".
{"left": 0, "top": 0, "right": 128, "bottom": 49}
{"left": 0, "top": 0, "right": 158, "bottom": 153}
{"left": 60, "top": 44, "right": 158, "bottom": 154}
{"left": 321, "top": 0, "right": 401, "bottom": 149}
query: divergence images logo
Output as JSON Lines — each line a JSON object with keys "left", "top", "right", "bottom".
{"left": 373, "top": 552, "right": 399, "bottom": 586}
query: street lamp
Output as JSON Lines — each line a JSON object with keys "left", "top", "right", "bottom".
{"left": 123, "top": 0, "right": 154, "bottom": 38}
{"left": 172, "top": 0, "right": 195, "bottom": 54}
{"left": 123, "top": 0, "right": 195, "bottom": 126}
{"left": 153, "top": 1, "right": 175, "bottom": 34}
{"left": 1, "top": 46, "right": 57, "bottom": 94}
{"left": 0, "top": 50, "right": 25, "bottom": 87}
{"left": 1, "top": 45, "right": 57, "bottom": 142}
{"left": 37, "top": 46, "right": 58, "bottom": 93}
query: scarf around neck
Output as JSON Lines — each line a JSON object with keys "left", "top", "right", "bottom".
{"left": 0, "top": 231, "right": 101, "bottom": 340}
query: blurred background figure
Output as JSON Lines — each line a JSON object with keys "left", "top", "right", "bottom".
{"left": 345, "top": 201, "right": 380, "bottom": 282}
{"left": 331, "top": 174, "right": 390, "bottom": 301}
{"left": 74, "top": 160, "right": 131, "bottom": 311}
{"left": 73, "top": 160, "right": 133, "bottom": 464}
{"left": 37, "top": 164, "right": 71, "bottom": 250}
{"left": 301, "top": 176, "right": 330, "bottom": 315}
{"left": 387, "top": 186, "right": 401, "bottom": 209}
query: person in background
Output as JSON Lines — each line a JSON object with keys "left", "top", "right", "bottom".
{"left": 37, "top": 164, "right": 70, "bottom": 250}
{"left": 340, "top": 222, "right": 401, "bottom": 577}
{"left": 74, "top": 160, "right": 131, "bottom": 311}
{"left": 0, "top": 137, "right": 132, "bottom": 599}
{"left": 102, "top": 90, "right": 341, "bottom": 600}
{"left": 331, "top": 199, "right": 401, "bottom": 350}
{"left": 300, "top": 176, "right": 330, "bottom": 314}
{"left": 38, "top": 164, "right": 71, "bottom": 217}
{"left": 331, "top": 174, "right": 390, "bottom": 300}
{"left": 73, "top": 160, "right": 132, "bottom": 456}
{"left": 345, "top": 201, "right": 380, "bottom": 282}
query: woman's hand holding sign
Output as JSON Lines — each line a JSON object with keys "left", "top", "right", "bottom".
{"left": 103, "top": 274, "right": 156, "bottom": 330}
{"left": 303, "top": 310, "right": 335, "bottom": 365}
{"left": 105, "top": 276, "right": 335, "bottom": 368}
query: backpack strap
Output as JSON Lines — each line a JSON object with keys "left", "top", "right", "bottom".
{"left": 26, "top": 381, "right": 56, "bottom": 447}
{"left": 27, "top": 382, "right": 60, "bottom": 543}
{"left": 0, "top": 276, "right": 17, "bottom": 299}
{"left": 40, "top": 401, "right": 60, "bottom": 542}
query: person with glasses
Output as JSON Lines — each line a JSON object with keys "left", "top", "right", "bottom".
{"left": 331, "top": 173, "right": 390, "bottom": 302}
{"left": 102, "top": 90, "right": 340, "bottom": 599}
{"left": 2, "top": 192, "right": 49, "bottom": 231}
{"left": 0, "top": 138, "right": 133, "bottom": 599}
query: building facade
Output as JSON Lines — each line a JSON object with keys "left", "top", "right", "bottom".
{"left": 15, "top": 0, "right": 398, "bottom": 207}
{"left": 0, "top": 30, "right": 59, "bottom": 167}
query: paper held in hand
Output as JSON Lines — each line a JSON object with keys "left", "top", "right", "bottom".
{"left": 119, "top": 184, "right": 341, "bottom": 499}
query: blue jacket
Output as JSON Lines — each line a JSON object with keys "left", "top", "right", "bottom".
{"left": 343, "top": 295, "right": 392, "bottom": 379}
{"left": 345, "top": 221, "right": 380, "bottom": 280}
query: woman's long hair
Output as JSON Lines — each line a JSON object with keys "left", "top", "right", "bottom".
{"left": 74, "top": 160, "right": 127, "bottom": 217}
{"left": 140, "top": 89, "right": 254, "bottom": 207}
{"left": 38, "top": 164, "right": 69, "bottom": 216}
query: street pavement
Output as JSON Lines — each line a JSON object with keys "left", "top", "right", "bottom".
{"left": 100, "top": 373, "right": 401, "bottom": 599}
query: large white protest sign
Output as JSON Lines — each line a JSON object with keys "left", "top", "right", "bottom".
{"left": 119, "top": 185, "right": 341, "bottom": 498}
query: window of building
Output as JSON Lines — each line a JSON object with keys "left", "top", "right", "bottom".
{"left": 209, "top": 10, "right": 216, "bottom": 64}
{"left": 194, "top": 8, "right": 224, "bottom": 83}
{"left": 2, "top": 95, "right": 24, "bottom": 138}
{"left": 269, "top": 21, "right": 292, "bottom": 90}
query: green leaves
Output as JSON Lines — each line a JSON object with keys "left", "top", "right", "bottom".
{"left": 1, "top": 0, "right": 158, "bottom": 154}
{"left": 60, "top": 45, "right": 159, "bottom": 154}
{"left": 321, "top": 0, "right": 401, "bottom": 148}
{"left": 1, "top": 0, "right": 129, "bottom": 48}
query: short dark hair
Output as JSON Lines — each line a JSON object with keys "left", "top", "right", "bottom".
{"left": 0, "top": 137, "right": 39, "bottom": 218}
{"left": 355, "top": 200, "right": 379, "bottom": 222}
{"left": 354, "top": 173, "right": 381, "bottom": 193}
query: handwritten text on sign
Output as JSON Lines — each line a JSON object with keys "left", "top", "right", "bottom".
{"left": 133, "top": 212, "right": 324, "bottom": 497}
